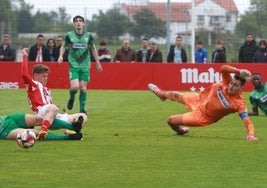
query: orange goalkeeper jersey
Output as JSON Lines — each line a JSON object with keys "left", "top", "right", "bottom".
{"left": 197, "top": 65, "right": 247, "bottom": 123}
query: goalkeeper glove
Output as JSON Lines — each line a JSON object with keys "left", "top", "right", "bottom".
{"left": 246, "top": 134, "right": 258, "bottom": 141}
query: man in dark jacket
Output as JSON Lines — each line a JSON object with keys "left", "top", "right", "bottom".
{"left": 146, "top": 42, "right": 163, "bottom": 63}
{"left": 252, "top": 39, "right": 267, "bottom": 63}
{"left": 167, "top": 36, "right": 187, "bottom": 63}
{"left": 211, "top": 40, "right": 226, "bottom": 63}
{"left": 238, "top": 33, "right": 258, "bottom": 63}
{"left": 55, "top": 35, "right": 68, "bottom": 62}
{"left": 0, "top": 34, "right": 16, "bottom": 61}
{"left": 28, "top": 34, "right": 50, "bottom": 62}
{"left": 136, "top": 38, "right": 150, "bottom": 62}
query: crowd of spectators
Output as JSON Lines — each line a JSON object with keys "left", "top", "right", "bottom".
{"left": 1, "top": 32, "right": 266, "bottom": 63}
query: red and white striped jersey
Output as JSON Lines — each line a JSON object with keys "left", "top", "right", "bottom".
{"left": 21, "top": 55, "right": 52, "bottom": 113}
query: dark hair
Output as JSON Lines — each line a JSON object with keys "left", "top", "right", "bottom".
{"left": 142, "top": 38, "right": 149, "bottom": 41}
{"left": 33, "top": 64, "right": 50, "bottom": 74}
{"left": 246, "top": 32, "right": 253, "bottom": 36}
{"left": 176, "top": 36, "right": 182, "bottom": 40}
{"left": 215, "top": 40, "right": 223, "bottom": 44}
{"left": 197, "top": 40, "right": 203, "bottom": 45}
{"left": 251, "top": 72, "right": 261, "bottom": 77}
{"left": 37, "top": 34, "right": 44, "bottom": 38}
{"left": 234, "top": 74, "right": 246, "bottom": 86}
{"left": 73, "top": 15, "right": 84, "bottom": 22}
{"left": 99, "top": 41, "right": 106, "bottom": 46}
{"left": 251, "top": 73, "right": 262, "bottom": 80}
{"left": 46, "top": 38, "right": 56, "bottom": 46}
{"left": 259, "top": 39, "right": 267, "bottom": 46}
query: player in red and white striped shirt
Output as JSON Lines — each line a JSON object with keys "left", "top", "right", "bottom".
{"left": 21, "top": 48, "right": 87, "bottom": 139}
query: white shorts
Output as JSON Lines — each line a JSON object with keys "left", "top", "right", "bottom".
{"left": 36, "top": 104, "right": 69, "bottom": 122}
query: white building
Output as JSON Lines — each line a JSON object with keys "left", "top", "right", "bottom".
{"left": 121, "top": 0, "right": 238, "bottom": 45}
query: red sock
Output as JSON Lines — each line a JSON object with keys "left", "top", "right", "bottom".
{"left": 41, "top": 120, "right": 51, "bottom": 131}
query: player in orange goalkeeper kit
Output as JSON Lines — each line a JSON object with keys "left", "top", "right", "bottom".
{"left": 148, "top": 65, "right": 258, "bottom": 141}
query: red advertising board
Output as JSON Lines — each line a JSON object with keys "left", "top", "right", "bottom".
{"left": 0, "top": 62, "right": 266, "bottom": 91}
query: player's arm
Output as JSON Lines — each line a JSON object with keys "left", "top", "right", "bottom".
{"left": 239, "top": 112, "right": 258, "bottom": 141}
{"left": 220, "top": 65, "right": 237, "bottom": 83}
{"left": 248, "top": 107, "right": 259, "bottom": 116}
{"left": 248, "top": 96, "right": 259, "bottom": 116}
{"left": 220, "top": 65, "right": 251, "bottom": 83}
{"left": 58, "top": 34, "right": 69, "bottom": 64}
{"left": 57, "top": 44, "right": 65, "bottom": 64}
{"left": 21, "top": 48, "right": 33, "bottom": 85}
{"left": 90, "top": 45, "right": 103, "bottom": 72}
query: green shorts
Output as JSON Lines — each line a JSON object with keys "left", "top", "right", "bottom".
{"left": 69, "top": 67, "right": 90, "bottom": 82}
{"left": 0, "top": 114, "right": 27, "bottom": 139}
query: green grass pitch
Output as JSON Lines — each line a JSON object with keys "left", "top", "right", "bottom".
{"left": 0, "top": 89, "right": 267, "bottom": 188}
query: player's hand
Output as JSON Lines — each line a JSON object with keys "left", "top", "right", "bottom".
{"left": 57, "top": 56, "right": 63, "bottom": 65}
{"left": 239, "top": 69, "right": 251, "bottom": 80}
{"left": 37, "top": 130, "right": 47, "bottom": 140}
{"left": 246, "top": 134, "right": 258, "bottom": 141}
{"left": 96, "top": 63, "right": 103, "bottom": 72}
{"left": 22, "top": 48, "right": 29, "bottom": 56}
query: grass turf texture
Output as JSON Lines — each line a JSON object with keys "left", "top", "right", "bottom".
{"left": 0, "top": 89, "right": 267, "bottom": 188}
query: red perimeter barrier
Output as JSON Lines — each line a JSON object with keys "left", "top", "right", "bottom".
{"left": 0, "top": 61, "right": 266, "bottom": 91}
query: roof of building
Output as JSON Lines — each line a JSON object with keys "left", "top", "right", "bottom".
{"left": 123, "top": 0, "right": 238, "bottom": 22}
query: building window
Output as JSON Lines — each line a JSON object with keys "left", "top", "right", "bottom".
{"left": 197, "top": 15, "right": 205, "bottom": 22}
{"left": 226, "top": 14, "right": 231, "bottom": 22}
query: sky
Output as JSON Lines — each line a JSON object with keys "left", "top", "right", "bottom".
{"left": 23, "top": 0, "right": 251, "bottom": 20}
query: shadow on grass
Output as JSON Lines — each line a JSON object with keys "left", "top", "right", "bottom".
{"left": 168, "top": 133, "right": 244, "bottom": 141}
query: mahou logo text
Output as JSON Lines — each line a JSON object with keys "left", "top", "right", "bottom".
{"left": 180, "top": 67, "right": 221, "bottom": 84}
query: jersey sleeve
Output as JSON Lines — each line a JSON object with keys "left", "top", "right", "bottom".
{"left": 64, "top": 32, "right": 71, "bottom": 47}
{"left": 249, "top": 94, "right": 258, "bottom": 108}
{"left": 237, "top": 102, "right": 255, "bottom": 135}
{"left": 243, "top": 117, "right": 255, "bottom": 135}
{"left": 88, "top": 33, "right": 95, "bottom": 47}
{"left": 21, "top": 54, "right": 34, "bottom": 86}
{"left": 220, "top": 65, "right": 239, "bottom": 84}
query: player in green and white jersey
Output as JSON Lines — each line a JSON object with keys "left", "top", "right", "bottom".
{"left": 0, "top": 113, "right": 84, "bottom": 140}
{"left": 249, "top": 73, "right": 267, "bottom": 116}
{"left": 58, "top": 15, "right": 103, "bottom": 115}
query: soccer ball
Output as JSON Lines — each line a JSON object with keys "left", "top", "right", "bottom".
{"left": 16, "top": 129, "right": 36, "bottom": 149}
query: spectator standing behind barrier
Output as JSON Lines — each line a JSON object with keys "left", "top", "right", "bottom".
{"left": 238, "top": 33, "right": 258, "bottom": 63}
{"left": 46, "top": 38, "right": 57, "bottom": 62}
{"left": 98, "top": 41, "right": 111, "bottom": 62}
{"left": 146, "top": 42, "right": 163, "bottom": 63}
{"left": 55, "top": 35, "right": 68, "bottom": 62}
{"left": 16, "top": 46, "right": 23, "bottom": 62}
{"left": 211, "top": 40, "right": 226, "bottom": 63}
{"left": 167, "top": 36, "right": 187, "bottom": 63}
{"left": 252, "top": 39, "right": 267, "bottom": 63}
{"left": 195, "top": 40, "right": 208, "bottom": 63}
{"left": 113, "top": 39, "right": 137, "bottom": 63}
{"left": 28, "top": 34, "right": 50, "bottom": 62}
{"left": 0, "top": 34, "right": 16, "bottom": 61}
{"left": 137, "top": 38, "right": 150, "bottom": 62}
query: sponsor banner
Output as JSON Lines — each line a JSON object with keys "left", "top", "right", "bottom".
{"left": 0, "top": 62, "right": 266, "bottom": 91}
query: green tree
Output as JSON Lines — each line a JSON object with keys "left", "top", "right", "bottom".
{"left": 50, "top": 7, "right": 72, "bottom": 32}
{"left": 15, "top": 0, "right": 34, "bottom": 33}
{"left": 33, "top": 11, "right": 53, "bottom": 33}
{"left": 235, "top": 0, "right": 267, "bottom": 38}
{"left": 130, "top": 8, "right": 166, "bottom": 39}
{"left": 0, "top": 0, "right": 16, "bottom": 35}
{"left": 91, "top": 8, "right": 131, "bottom": 40}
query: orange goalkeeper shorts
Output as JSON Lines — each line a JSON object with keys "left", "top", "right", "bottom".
{"left": 181, "top": 92, "right": 212, "bottom": 126}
